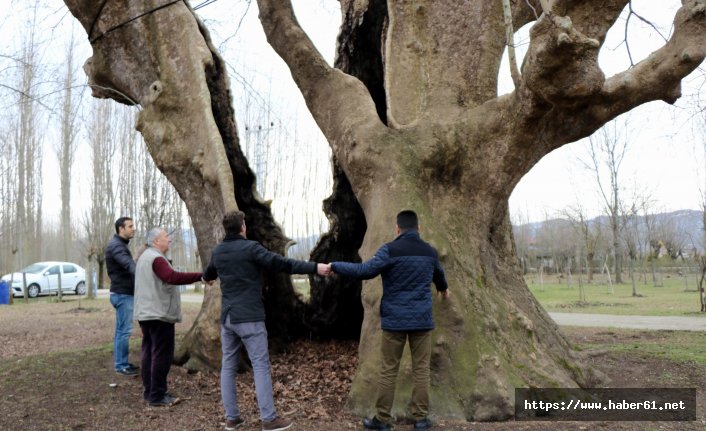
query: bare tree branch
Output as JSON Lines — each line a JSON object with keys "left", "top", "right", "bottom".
{"left": 255, "top": 0, "right": 387, "bottom": 169}
{"left": 628, "top": 1, "right": 669, "bottom": 42}
{"left": 624, "top": 9, "right": 635, "bottom": 67}
{"left": 589, "top": 1, "right": 706, "bottom": 123}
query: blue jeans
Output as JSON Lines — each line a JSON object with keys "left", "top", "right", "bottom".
{"left": 221, "top": 317, "right": 276, "bottom": 421}
{"left": 110, "top": 293, "right": 134, "bottom": 371}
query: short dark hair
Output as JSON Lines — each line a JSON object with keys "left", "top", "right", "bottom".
{"left": 223, "top": 211, "right": 245, "bottom": 235}
{"left": 396, "top": 210, "right": 418, "bottom": 231}
{"left": 115, "top": 217, "right": 133, "bottom": 234}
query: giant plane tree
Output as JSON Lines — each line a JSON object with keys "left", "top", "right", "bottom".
{"left": 63, "top": 0, "right": 705, "bottom": 421}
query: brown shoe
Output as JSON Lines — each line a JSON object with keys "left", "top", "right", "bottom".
{"left": 262, "top": 416, "right": 292, "bottom": 431}
{"left": 225, "top": 417, "right": 245, "bottom": 430}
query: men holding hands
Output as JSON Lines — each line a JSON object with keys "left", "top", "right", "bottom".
{"left": 134, "top": 209, "right": 446, "bottom": 431}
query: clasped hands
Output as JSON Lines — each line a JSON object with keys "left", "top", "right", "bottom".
{"left": 316, "top": 263, "right": 333, "bottom": 277}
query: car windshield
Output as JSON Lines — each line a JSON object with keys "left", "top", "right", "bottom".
{"left": 20, "top": 263, "right": 49, "bottom": 274}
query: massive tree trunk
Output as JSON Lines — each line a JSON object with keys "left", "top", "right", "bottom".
{"left": 62, "top": 0, "right": 706, "bottom": 421}
{"left": 256, "top": 0, "right": 706, "bottom": 420}
{"left": 62, "top": 0, "right": 309, "bottom": 370}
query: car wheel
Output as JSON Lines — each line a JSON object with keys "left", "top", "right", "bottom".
{"left": 27, "top": 284, "right": 40, "bottom": 298}
{"left": 75, "top": 281, "right": 87, "bottom": 295}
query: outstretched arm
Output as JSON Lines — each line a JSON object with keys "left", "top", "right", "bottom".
{"left": 331, "top": 246, "right": 390, "bottom": 280}
{"left": 152, "top": 257, "right": 202, "bottom": 285}
{"left": 251, "top": 242, "right": 317, "bottom": 275}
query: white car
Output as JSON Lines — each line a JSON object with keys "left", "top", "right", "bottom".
{"left": 1, "top": 261, "right": 87, "bottom": 298}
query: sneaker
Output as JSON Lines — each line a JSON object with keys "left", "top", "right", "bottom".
{"left": 414, "top": 418, "right": 433, "bottom": 430}
{"left": 363, "top": 416, "right": 392, "bottom": 431}
{"left": 225, "top": 417, "right": 245, "bottom": 430}
{"left": 149, "top": 394, "right": 179, "bottom": 407}
{"left": 116, "top": 367, "right": 139, "bottom": 376}
{"left": 126, "top": 363, "right": 140, "bottom": 371}
{"left": 262, "top": 416, "right": 292, "bottom": 431}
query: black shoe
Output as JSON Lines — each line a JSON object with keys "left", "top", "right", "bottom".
{"left": 224, "top": 416, "right": 245, "bottom": 430}
{"left": 414, "top": 418, "right": 432, "bottom": 430}
{"left": 145, "top": 391, "right": 175, "bottom": 402}
{"left": 149, "top": 394, "right": 179, "bottom": 407}
{"left": 363, "top": 416, "right": 392, "bottom": 431}
{"left": 126, "top": 363, "right": 140, "bottom": 371}
{"left": 116, "top": 367, "right": 139, "bottom": 376}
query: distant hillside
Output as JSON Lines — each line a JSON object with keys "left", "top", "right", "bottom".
{"left": 513, "top": 209, "right": 705, "bottom": 253}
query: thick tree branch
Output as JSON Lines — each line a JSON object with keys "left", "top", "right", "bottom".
{"left": 588, "top": 0, "right": 706, "bottom": 123}
{"left": 522, "top": 13, "right": 603, "bottom": 105}
{"left": 490, "top": 1, "right": 704, "bottom": 205}
{"left": 255, "top": 0, "right": 386, "bottom": 169}
{"left": 554, "top": 0, "right": 629, "bottom": 43}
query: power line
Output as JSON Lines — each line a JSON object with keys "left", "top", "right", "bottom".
{"left": 193, "top": 0, "right": 221, "bottom": 11}
{"left": 89, "top": 0, "right": 184, "bottom": 43}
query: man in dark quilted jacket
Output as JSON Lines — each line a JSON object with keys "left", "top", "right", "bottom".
{"left": 331, "top": 210, "right": 449, "bottom": 431}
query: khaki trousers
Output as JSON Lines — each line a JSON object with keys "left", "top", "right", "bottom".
{"left": 375, "top": 329, "right": 432, "bottom": 422}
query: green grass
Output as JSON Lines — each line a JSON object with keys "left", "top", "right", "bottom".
{"left": 528, "top": 274, "right": 705, "bottom": 316}
{"left": 292, "top": 278, "right": 311, "bottom": 302}
{"left": 569, "top": 328, "right": 706, "bottom": 366}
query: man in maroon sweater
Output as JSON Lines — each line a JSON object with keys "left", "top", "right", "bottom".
{"left": 134, "top": 228, "right": 203, "bottom": 406}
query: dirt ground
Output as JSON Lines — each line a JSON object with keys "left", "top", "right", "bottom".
{"left": 1, "top": 298, "right": 705, "bottom": 430}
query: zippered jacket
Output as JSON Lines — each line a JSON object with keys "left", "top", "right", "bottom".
{"left": 105, "top": 234, "right": 135, "bottom": 295}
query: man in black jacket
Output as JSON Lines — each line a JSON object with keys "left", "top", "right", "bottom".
{"left": 203, "top": 211, "right": 330, "bottom": 431}
{"left": 105, "top": 216, "right": 139, "bottom": 376}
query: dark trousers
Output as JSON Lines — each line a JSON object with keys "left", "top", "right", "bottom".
{"left": 139, "top": 320, "right": 175, "bottom": 402}
{"left": 376, "top": 330, "right": 432, "bottom": 422}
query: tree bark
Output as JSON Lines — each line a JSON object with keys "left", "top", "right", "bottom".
{"left": 62, "top": 0, "right": 318, "bottom": 370}
{"left": 255, "top": 0, "right": 706, "bottom": 419}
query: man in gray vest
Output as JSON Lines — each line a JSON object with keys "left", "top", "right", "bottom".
{"left": 134, "top": 227, "right": 203, "bottom": 407}
{"left": 203, "top": 210, "right": 331, "bottom": 431}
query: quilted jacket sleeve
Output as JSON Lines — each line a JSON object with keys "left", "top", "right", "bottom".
{"left": 331, "top": 245, "right": 391, "bottom": 280}
{"left": 432, "top": 259, "right": 448, "bottom": 292}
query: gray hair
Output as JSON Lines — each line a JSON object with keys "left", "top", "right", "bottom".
{"left": 145, "top": 228, "right": 163, "bottom": 246}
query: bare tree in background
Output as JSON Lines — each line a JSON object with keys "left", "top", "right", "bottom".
{"left": 686, "top": 111, "right": 706, "bottom": 308}
{"left": 12, "top": 3, "right": 44, "bottom": 270}
{"left": 583, "top": 119, "right": 631, "bottom": 284}
{"left": 83, "top": 99, "right": 118, "bottom": 297}
{"left": 56, "top": 26, "right": 82, "bottom": 260}
{"left": 638, "top": 198, "right": 661, "bottom": 286}
{"left": 622, "top": 202, "right": 642, "bottom": 296}
{"left": 564, "top": 204, "right": 602, "bottom": 301}
{"left": 115, "top": 105, "right": 191, "bottom": 269}
{"left": 657, "top": 216, "right": 689, "bottom": 261}
{"left": 0, "top": 124, "right": 16, "bottom": 273}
